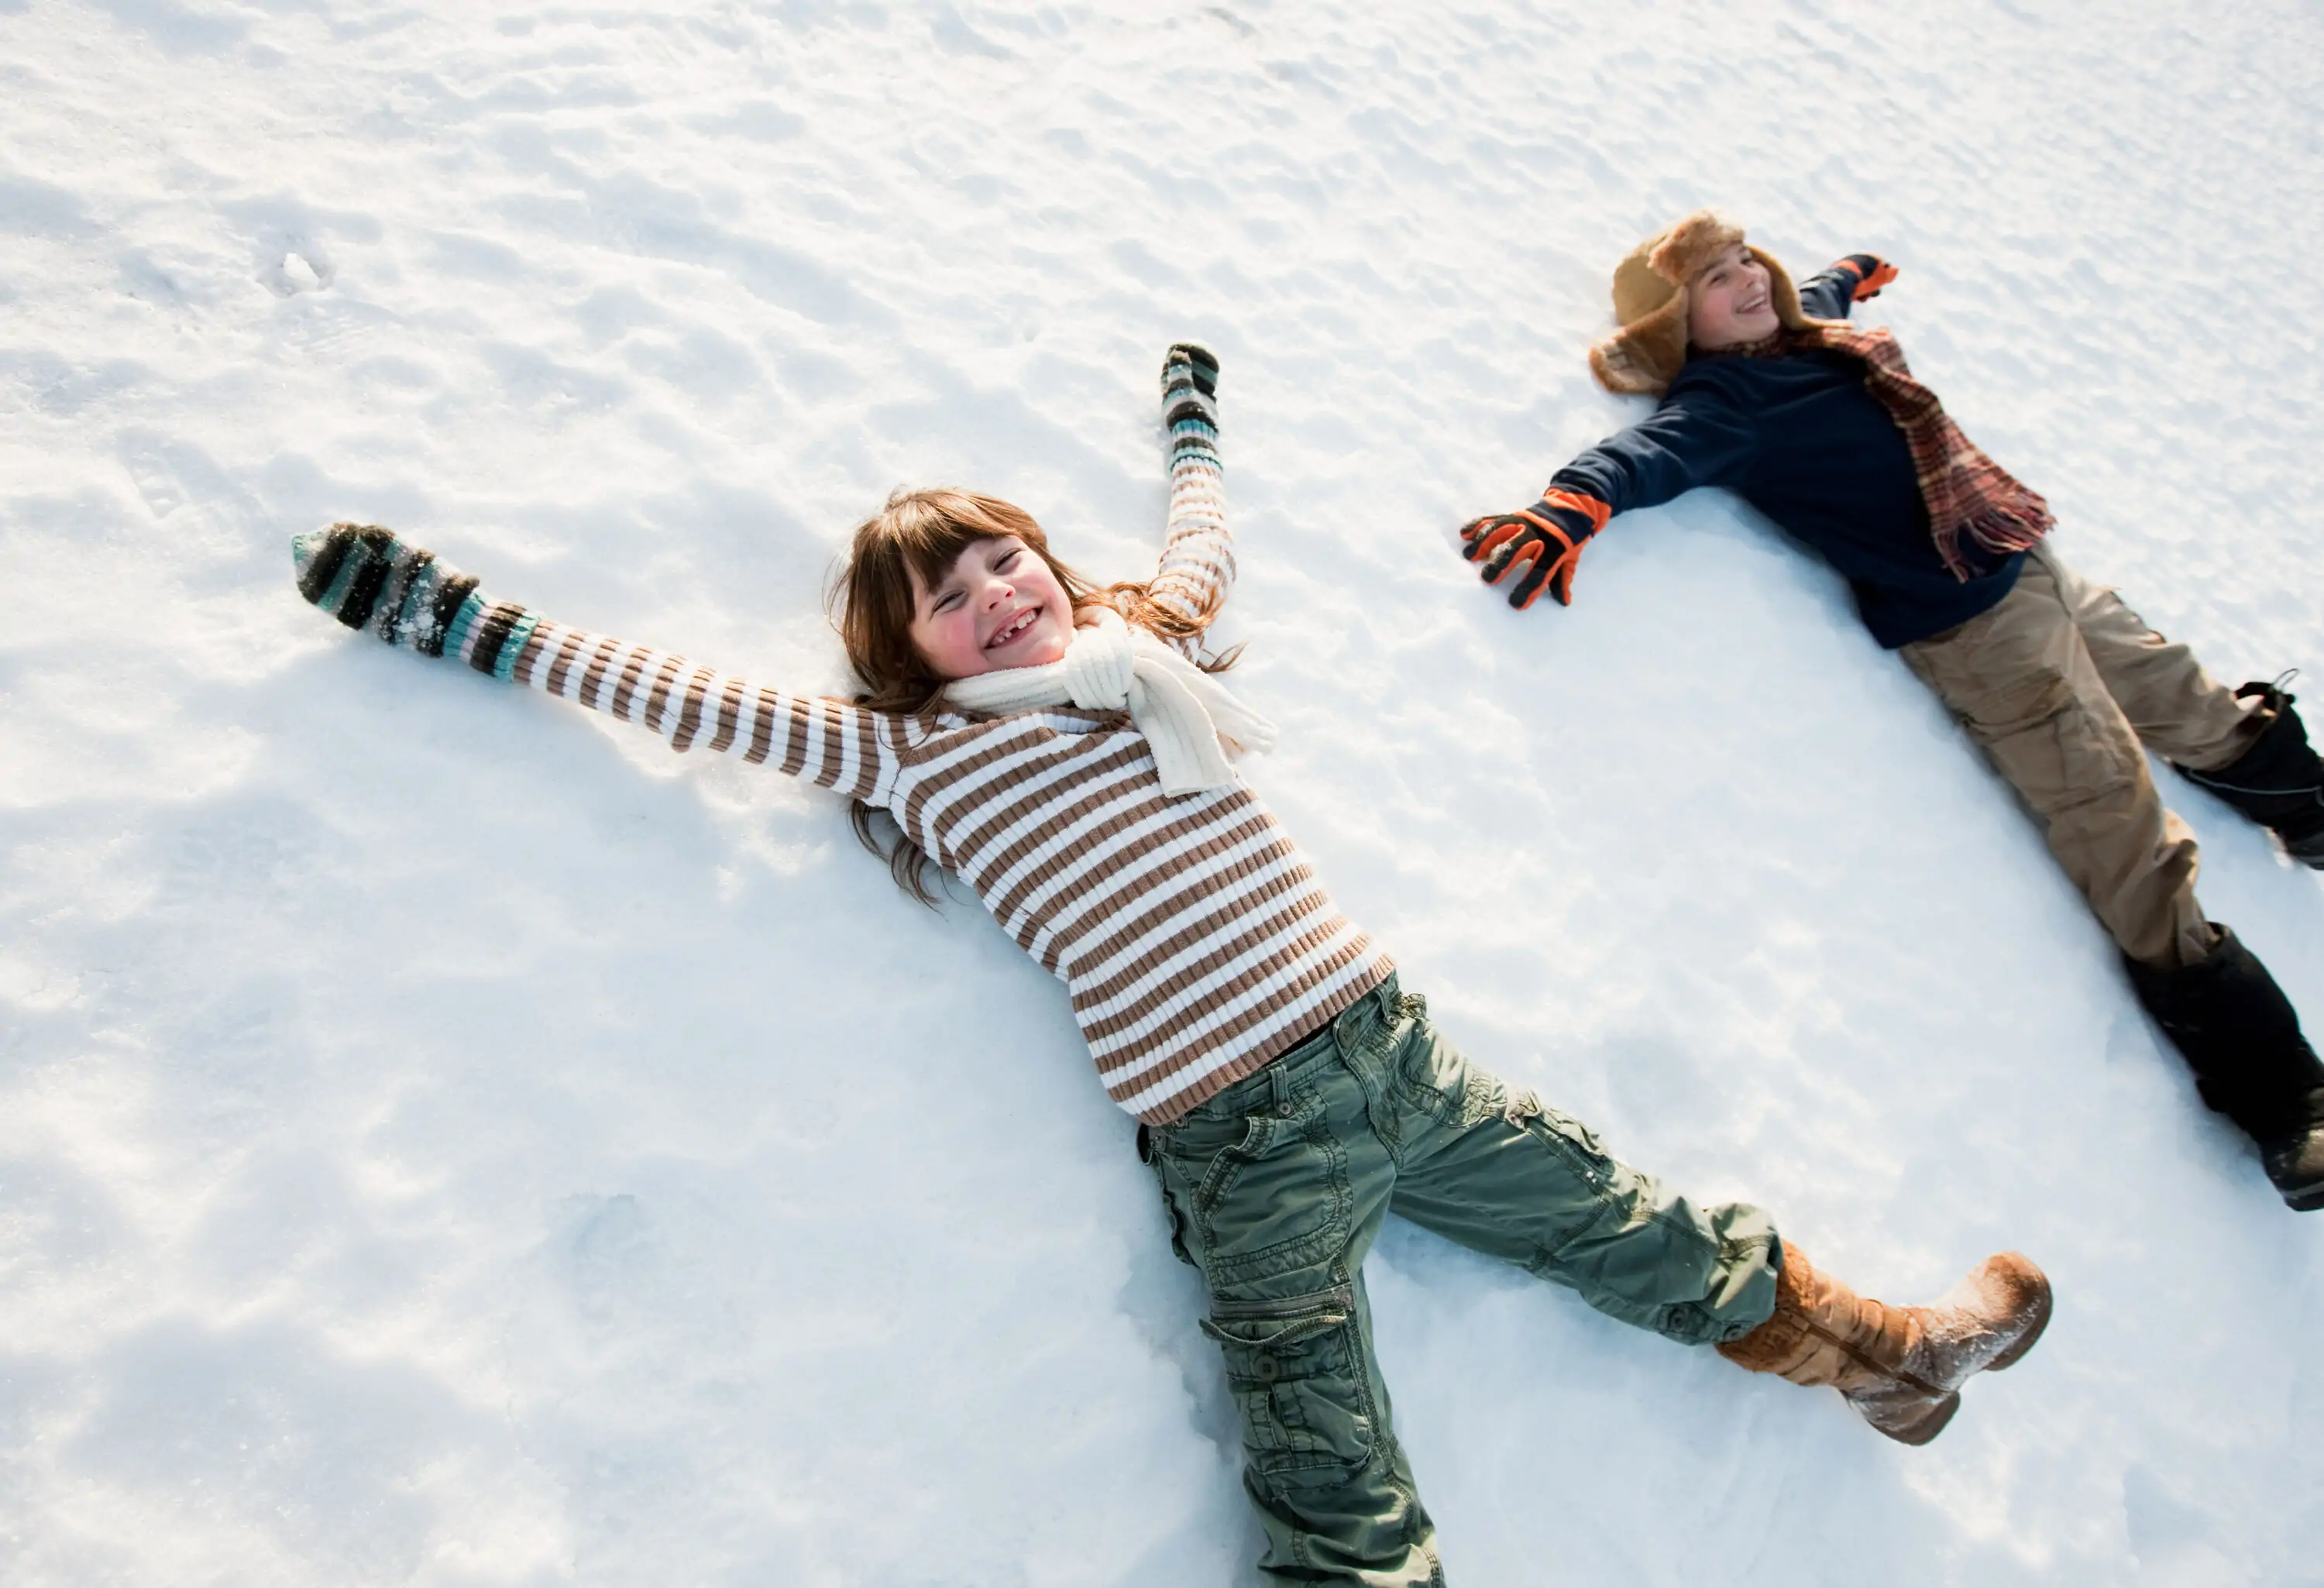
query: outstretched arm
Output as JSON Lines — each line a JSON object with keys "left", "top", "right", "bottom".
{"left": 1460, "top": 384, "right": 1757, "bottom": 610}
{"left": 1146, "top": 343, "right": 1232, "bottom": 651}
{"left": 291, "top": 523, "right": 897, "bottom": 803}
{"left": 1798, "top": 253, "right": 1898, "bottom": 321}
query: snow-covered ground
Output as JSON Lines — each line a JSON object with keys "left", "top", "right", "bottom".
{"left": 6, "top": 2, "right": 2324, "bottom": 1583}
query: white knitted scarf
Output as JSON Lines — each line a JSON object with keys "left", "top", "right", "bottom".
{"left": 943, "top": 607, "right": 1275, "bottom": 795}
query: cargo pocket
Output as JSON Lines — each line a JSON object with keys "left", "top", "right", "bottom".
{"left": 1387, "top": 1011, "right": 1498, "bottom": 1129}
{"left": 1190, "top": 1098, "right": 1353, "bottom": 1291}
{"left": 1502, "top": 1088, "right": 1618, "bottom": 1193}
{"left": 1972, "top": 669, "right": 2138, "bottom": 818}
{"left": 1200, "top": 1289, "right": 1374, "bottom": 1482}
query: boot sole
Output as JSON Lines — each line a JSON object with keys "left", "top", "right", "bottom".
{"left": 2261, "top": 1134, "right": 2324, "bottom": 1209}
{"left": 1879, "top": 1391, "right": 1961, "bottom": 1447}
{"left": 1867, "top": 1273, "right": 2051, "bottom": 1447}
{"left": 1855, "top": 1260, "right": 2054, "bottom": 1446}
{"left": 1982, "top": 1267, "right": 2054, "bottom": 1373}
{"left": 2279, "top": 1179, "right": 2324, "bottom": 1212}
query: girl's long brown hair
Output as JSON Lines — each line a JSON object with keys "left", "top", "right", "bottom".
{"left": 827, "top": 487, "right": 1230, "bottom": 904}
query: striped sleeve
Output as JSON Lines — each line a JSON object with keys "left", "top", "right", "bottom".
{"left": 1147, "top": 352, "right": 1232, "bottom": 644}
{"left": 291, "top": 523, "right": 895, "bottom": 802}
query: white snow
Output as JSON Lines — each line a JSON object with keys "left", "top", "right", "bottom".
{"left": 5, "top": 2, "right": 2324, "bottom": 1583}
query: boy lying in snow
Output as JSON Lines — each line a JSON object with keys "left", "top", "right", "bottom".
{"left": 1459, "top": 211, "right": 2324, "bottom": 1212}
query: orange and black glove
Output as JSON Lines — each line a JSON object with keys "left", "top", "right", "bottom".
{"left": 1834, "top": 253, "right": 1898, "bottom": 301}
{"left": 1459, "top": 489, "right": 1613, "bottom": 610}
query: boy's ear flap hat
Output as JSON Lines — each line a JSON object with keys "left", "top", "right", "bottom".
{"left": 1588, "top": 210, "right": 1830, "bottom": 397}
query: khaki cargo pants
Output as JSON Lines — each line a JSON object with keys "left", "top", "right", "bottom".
{"left": 1140, "top": 974, "right": 1780, "bottom": 1586}
{"left": 1899, "top": 542, "right": 2263, "bottom": 970}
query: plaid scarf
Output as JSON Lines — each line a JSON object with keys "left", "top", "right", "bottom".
{"left": 1738, "top": 325, "right": 2052, "bottom": 580}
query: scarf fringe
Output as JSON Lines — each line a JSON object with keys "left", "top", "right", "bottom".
{"left": 1937, "top": 501, "right": 2055, "bottom": 579}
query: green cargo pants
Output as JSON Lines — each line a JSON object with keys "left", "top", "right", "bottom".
{"left": 1140, "top": 975, "right": 1781, "bottom": 1586}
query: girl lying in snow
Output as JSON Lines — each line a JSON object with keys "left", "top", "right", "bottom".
{"left": 294, "top": 346, "right": 2047, "bottom": 1588}
{"left": 1461, "top": 212, "right": 2324, "bottom": 1214}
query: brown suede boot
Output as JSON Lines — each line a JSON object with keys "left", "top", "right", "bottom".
{"left": 1717, "top": 1243, "right": 2052, "bottom": 1445}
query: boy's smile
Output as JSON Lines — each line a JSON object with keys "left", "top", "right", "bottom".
{"left": 1688, "top": 242, "right": 1779, "bottom": 352}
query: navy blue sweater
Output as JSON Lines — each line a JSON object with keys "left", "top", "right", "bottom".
{"left": 1546, "top": 265, "right": 2023, "bottom": 648}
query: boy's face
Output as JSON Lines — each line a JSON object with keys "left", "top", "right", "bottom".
{"left": 1687, "top": 242, "right": 1778, "bottom": 351}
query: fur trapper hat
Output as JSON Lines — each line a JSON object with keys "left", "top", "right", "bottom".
{"left": 1587, "top": 211, "right": 1833, "bottom": 397}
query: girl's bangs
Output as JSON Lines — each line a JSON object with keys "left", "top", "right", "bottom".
{"left": 896, "top": 514, "right": 997, "bottom": 593}
{"left": 875, "top": 492, "right": 1047, "bottom": 595}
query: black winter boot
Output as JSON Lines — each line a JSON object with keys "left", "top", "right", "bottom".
{"left": 2126, "top": 925, "right": 2324, "bottom": 1211}
{"left": 2175, "top": 679, "right": 2324, "bottom": 868}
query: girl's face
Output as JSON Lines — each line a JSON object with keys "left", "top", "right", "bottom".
{"left": 1687, "top": 242, "right": 1777, "bottom": 351}
{"left": 907, "top": 534, "right": 1076, "bottom": 680}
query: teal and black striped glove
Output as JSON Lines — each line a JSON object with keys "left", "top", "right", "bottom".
{"left": 294, "top": 522, "right": 537, "bottom": 678}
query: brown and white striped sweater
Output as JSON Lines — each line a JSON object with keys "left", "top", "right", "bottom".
{"left": 292, "top": 416, "right": 1392, "bottom": 1122}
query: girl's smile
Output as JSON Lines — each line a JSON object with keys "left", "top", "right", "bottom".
{"left": 988, "top": 606, "right": 1041, "bottom": 649}
{"left": 907, "top": 533, "right": 1075, "bottom": 680}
